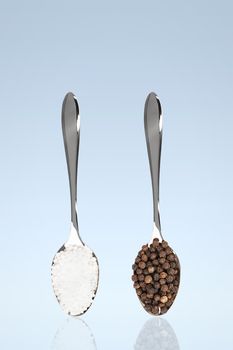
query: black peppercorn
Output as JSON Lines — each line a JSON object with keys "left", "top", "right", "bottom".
{"left": 132, "top": 238, "right": 180, "bottom": 315}
{"left": 138, "top": 261, "right": 146, "bottom": 269}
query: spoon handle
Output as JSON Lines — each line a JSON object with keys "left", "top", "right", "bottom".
{"left": 62, "top": 92, "right": 80, "bottom": 234}
{"left": 144, "top": 92, "right": 163, "bottom": 235}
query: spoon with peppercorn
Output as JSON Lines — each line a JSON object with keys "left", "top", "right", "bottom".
{"left": 132, "top": 92, "right": 180, "bottom": 315}
{"left": 51, "top": 92, "right": 99, "bottom": 316}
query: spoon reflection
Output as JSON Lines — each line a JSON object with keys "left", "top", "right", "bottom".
{"left": 135, "top": 317, "right": 179, "bottom": 350}
{"left": 51, "top": 318, "right": 97, "bottom": 350}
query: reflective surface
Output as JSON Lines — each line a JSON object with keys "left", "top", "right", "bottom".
{"left": 1, "top": 0, "right": 233, "bottom": 348}
{"left": 51, "top": 317, "right": 179, "bottom": 350}
{"left": 52, "top": 318, "right": 97, "bottom": 350}
{"left": 135, "top": 318, "right": 179, "bottom": 350}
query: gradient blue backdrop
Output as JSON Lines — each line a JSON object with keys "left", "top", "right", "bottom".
{"left": 0, "top": 0, "right": 233, "bottom": 349}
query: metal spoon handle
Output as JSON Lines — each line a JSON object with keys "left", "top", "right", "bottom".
{"left": 144, "top": 92, "right": 163, "bottom": 234}
{"left": 62, "top": 92, "right": 80, "bottom": 233}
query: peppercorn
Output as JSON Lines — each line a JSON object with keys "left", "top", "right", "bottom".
{"left": 166, "top": 300, "right": 173, "bottom": 308}
{"left": 132, "top": 238, "right": 180, "bottom": 315}
{"left": 147, "top": 293, "right": 154, "bottom": 299}
{"left": 153, "top": 259, "right": 159, "bottom": 266}
{"left": 161, "top": 284, "right": 169, "bottom": 292}
{"left": 166, "top": 275, "right": 174, "bottom": 283}
{"left": 152, "top": 238, "right": 160, "bottom": 247}
{"left": 160, "top": 295, "right": 168, "bottom": 303}
{"left": 159, "top": 278, "right": 166, "bottom": 285}
{"left": 141, "top": 254, "right": 148, "bottom": 262}
{"left": 168, "top": 268, "right": 176, "bottom": 275}
{"left": 165, "top": 247, "right": 172, "bottom": 255}
{"left": 162, "top": 262, "right": 170, "bottom": 270}
{"left": 152, "top": 306, "right": 159, "bottom": 314}
{"left": 141, "top": 293, "right": 147, "bottom": 301}
{"left": 138, "top": 261, "right": 146, "bottom": 269}
{"left": 145, "top": 305, "right": 152, "bottom": 312}
{"left": 160, "top": 306, "right": 168, "bottom": 314}
{"left": 138, "top": 274, "right": 144, "bottom": 282}
{"left": 144, "top": 299, "right": 151, "bottom": 304}
{"left": 146, "top": 286, "right": 154, "bottom": 294}
{"left": 150, "top": 253, "right": 157, "bottom": 260}
{"left": 145, "top": 275, "right": 153, "bottom": 284}
{"left": 167, "top": 254, "right": 175, "bottom": 261}
{"left": 148, "top": 266, "right": 155, "bottom": 273}
{"left": 159, "top": 250, "right": 166, "bottom": 258}
{"left": 160, "top": 272, "right": 167, "bottom": 279}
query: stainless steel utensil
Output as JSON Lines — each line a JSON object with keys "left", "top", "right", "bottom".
{"left": 132, "top": 92, "right": 180, "bottom": 315}
{"left": 51, "top": 92, "right": 99, "bottom": 316}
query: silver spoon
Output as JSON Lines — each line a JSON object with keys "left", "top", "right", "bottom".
{"left": 132, "top": 92, "right": 180, "bottom": 315}
{"left": 51, "top": 92, "right": 99, "bottom": 316}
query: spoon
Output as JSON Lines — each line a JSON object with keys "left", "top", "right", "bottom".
{"left": 132, "top": 92, "right": 180, "bottom": 315}
{"left": 51, "top": 92, "right": 99, "bottom": 316}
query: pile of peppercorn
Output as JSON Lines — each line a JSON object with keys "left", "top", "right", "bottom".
{"left": 132, "top": 238, "right": 180, "bottom": 315}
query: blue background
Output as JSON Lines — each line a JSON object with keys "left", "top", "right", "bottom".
{"left": 0, "top": 0, "right": 233, "bottom": 348}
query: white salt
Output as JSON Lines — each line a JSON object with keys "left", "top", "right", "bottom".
{"left": 51, "top": 245, "right": 99, "bottom": 316}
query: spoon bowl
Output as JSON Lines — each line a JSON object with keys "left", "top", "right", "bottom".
{"left": 51, "top": 242, "right": 99, "bottom": 316}
{"left": 132, "top": 237, "right": 180, "bottom": 315}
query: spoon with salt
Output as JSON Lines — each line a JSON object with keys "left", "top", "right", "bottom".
{"left": 132, "top": 92, "right": 180, "bottom": 315}
{"left": 51, "top": 92, "right": 99, "bottom": 316}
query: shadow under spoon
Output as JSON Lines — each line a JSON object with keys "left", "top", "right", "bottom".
{"left": 132, "top": 92, "right": 180, "bottom": 315}
{"left": 51, "top": 92, "right": 99, "bottom": 316}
